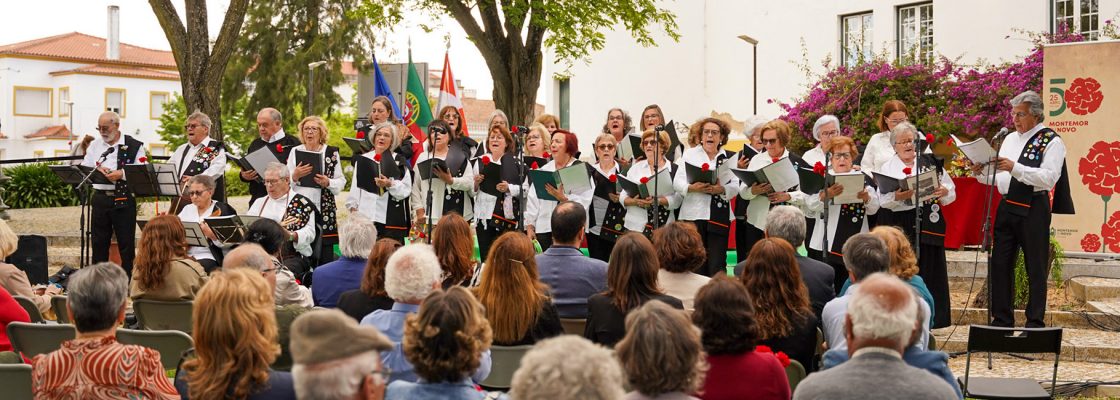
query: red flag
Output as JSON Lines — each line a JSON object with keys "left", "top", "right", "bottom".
{"left": 436, "top": 51, "right": 469, "bottom": 139}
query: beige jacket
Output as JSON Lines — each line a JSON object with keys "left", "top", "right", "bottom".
{"left": 129, "top": 259, "right": 209, "bottom": 302}
{"left": 0, "top": 262, "right": 59, "bottom": 314}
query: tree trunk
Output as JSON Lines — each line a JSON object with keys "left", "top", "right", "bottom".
{"left": 491, "top": 49, "right": 543, "bottom": 127}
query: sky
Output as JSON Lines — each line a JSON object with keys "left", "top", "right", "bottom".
{"left": 0, "top": 0, "right": 502, "bottom": 100}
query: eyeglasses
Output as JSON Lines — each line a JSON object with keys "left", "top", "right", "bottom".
{"left": 96, "top": 125, "right": 113, "bottom": 132}
{"left": 641, "top": 140, "right": 659, "bottom": 146}
{"left": 186, "top": 190, "right": 210, "bottom": 197}
{"left": 819, "top": 129, "right": 840, "bottom": 137}
{"left": 761, "top": 138, "right": 779, "bottom": 145}
{"left": 702, "top": 129, "right": 721, "bottom": 136}
{"left": 607, "top": 115, "right": 624, "bottom": 121}
{"left": 887, "top": 117, "right": 908, "bottom": 124}
{"left": 1011, "top": 111, "right": 1030, "bottom": 119}
{"left": 831, "top": 152, "right": 853, "bottom": 160}
{"left": 894, "top": 140, "right": 915, "bottom": 146}
{"left": 596, "top": 144, "right": 616, "bottom": 150}
{"left": 429, "top": 127, "right": 447, "bottom": 135}
{"left": 643, "top": 114, "right": 661, "bottom": 120}
{"left": 184, "top": 123, "right": 203, "bottom": 130}
{"left": 301, "top": 127, "right": 322, "bottom": 132}
{"left": 264, "top": 179, "right": 286, "bottom": 186}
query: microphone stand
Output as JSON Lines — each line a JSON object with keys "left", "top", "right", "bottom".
{"left": 423, "top": 139, "right": 437, "bottom": 243}
{"left": 78, "top": 150, "right": 114, "bottom": 267}
{"left": 821, "top": 145, "right": 831, "bottom": 265}
{"left": 980, "top": 130, "right": 1007, "bottom": 341}
{"left": 651, "top": 127, "right": 663, "bottom": 231}
{"left": 913, "top": 134, "right": 923, "bottom": 260}
{"left": 515, "top": 129, "right": 528, "bottom": 232}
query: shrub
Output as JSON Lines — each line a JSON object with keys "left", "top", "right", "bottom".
{"left": 1, "top": 163, "right": 80, "bottom": 209}
{"left": 224, "top": 168, "right": 250, "bottom": 197}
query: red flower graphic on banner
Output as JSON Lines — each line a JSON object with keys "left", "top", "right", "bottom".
{"left": 1079, "top": 141, "right": 1120, "bottom": 198}
{"left": 1103, "top": 210, "right": 1120, "bottom": 253}
{"left": 1065, "top": 77, "right": 1104, "bottom": 115}
{"left": 1082, "top": 233, "right": 1102, "bottom": 252}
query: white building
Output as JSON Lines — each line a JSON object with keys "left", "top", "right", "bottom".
{"left": 0, "top": 22, "right": 180, "bottom": 160}
{"left": 542, "top": 0, "right": 1119, "bottom": 147}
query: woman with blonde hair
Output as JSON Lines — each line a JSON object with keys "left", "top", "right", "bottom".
{"left": 0, "top": 220, "right": 60, "bottom": 314}
{"left": 130, "top": 215, "right": 207, "bottom": 301}
{"left": 534, "top": 114, "right": 560, "bottom": 134}
{"left": 473, "top": 232, "right": 562, "bottom": 346}
{"left": 386, "top": 286, "right": 493, "bottom": 399}
{"left": 288, "top": 115, "right": 345, "bottom": 265}
{"left": 175, "top": 268, "right": 295, "bottom": 399}
{"left": 431, "top": 213, "right": 476, "bottom": 288}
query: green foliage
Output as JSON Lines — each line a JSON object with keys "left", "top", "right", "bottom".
{"left": 222, "top": 0, "right": 377, "bottom": 131}
{"left": 224, "top": 169, "right": 250, "bottom": 198}
{"left": 156, "top": 94, "right": 189, "bottom": 150}
{"left": 1, "top": 163, "right": 79, "bottom": 209}
{"left": 157, "top": 93, "right": 255, "bottom": 153}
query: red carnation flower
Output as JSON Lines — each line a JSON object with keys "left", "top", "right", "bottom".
{"left": 356, "top": 131, "right": 366, "bottom": 139}
{"left": 701, "top": 163, "right": 710, "bottom": 171}
{"left": 947, "top": 137, "right": 955, "bottom": 146}
{"left": 903, "top": 167, "right": 912, "bottom": 175}
{"left": 756, "top": 345, "right": 773, "bottom": 354}
{"left": 276, "top": 143, "right": 284, "bottom": 152}
{"left": 1066, "top": 77, "right": 1104, "bottom": 115}
{"left": 813, "top": 161, "right": 826, "bottom": 176}
{"left": 374, "top": 153, "right": 382, "bottom": 162}
{"left": 771, "top": 157, "right": 780, "bottom": 163}
{"left": 640, "top": 176, "right": 650, "bottom": 184}
{"left": 481, "top": 155, "right": 491, "bottom": 165}
{"left": 542, "top": 152, "right": 551, "bottom": 159}
{"left": 925, "top": 133, "right": 935, "bottom": 143}
{"left": 1103, "top": 211, "right": 1120, "bottom": 253}
{"left": 204, "top": 147, "right": 213, "bottom": 153}
{"left": 608, "top": 174, "right": 617, "bottom": 183}
{"left": 531, "top": 161, "right": 539, "bottom": 170}
{"left": 1079, "top": 141, "right": 1120, "bottom": 197}
{"left": 68, "top": 140, "right": 73, "bottom": 145}
{"left": 775, "top": 351, "right": 791, "bottom": 367}
{"left": 138, "top": 156, "right": 148, "bottom": 163}
{"left": 1082, "top": 233, "right": 1102, "bottom": 252}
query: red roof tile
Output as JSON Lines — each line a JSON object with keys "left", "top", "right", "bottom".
{"left": 50, "top": 64, "right": 180, "bottom": 81}
{"left": 0, "top": 32, "right": 176, "bottom": 69}
{"left": 24, "top": 125, "right": 73, "bottom": 140}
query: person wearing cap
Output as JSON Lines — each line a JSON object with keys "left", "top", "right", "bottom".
{"left": 291, "top": 309, "right": 393, "bottom": 400}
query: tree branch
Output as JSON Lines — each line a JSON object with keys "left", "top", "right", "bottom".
{"left": 436, "top": 0, "right": 496, "bottom": 58}
{"left": 147, "top": 0, "right": 189, "bottom": 70}
{"left": 524, "top": 0, "right": 545, "bottom": 55}
{"left": 477, "top": 0, "right": 506, "bottom": 43}
{"left": 207, "top": 0, "right": 251, "bottom": 74}
{"left": 502, "top": 0, "right": 527, "bottom": 52}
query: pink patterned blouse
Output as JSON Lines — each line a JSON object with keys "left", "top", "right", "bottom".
{"left": 31, "top": 335, "right": 180, "bottom": 399}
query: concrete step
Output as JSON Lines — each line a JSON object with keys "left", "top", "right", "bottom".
{"left": 1069, "top": 277, "right": 1120, "bottom": 302}
{"left": 948, "top": 307, "right": 1119, "bottom": 330}
{"left": 947, "top": 250, "right": 1120, "bottom": 280}
{"left": 934, "top": 326, "right": 1120, "bottom": 363}
{"left": 47, "top": 246, "right": 81, "bottom": 271}
{"left": 1086, "top": 299, "right": 1120, "bottom": 315}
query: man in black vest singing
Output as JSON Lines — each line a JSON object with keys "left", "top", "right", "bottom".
{"left": 82, "top": 111, "right": 147, "bottom": 276}
{"left": 242, "top": 107, "right": 301, "bottom": 203}
{"left": 973, "top": 90, "right": 1075, "bottom": 328}
{"left": 170, "top": 110, "right": 226, "bottom": 210}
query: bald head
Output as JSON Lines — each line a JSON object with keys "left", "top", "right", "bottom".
{"left": 845, "top": 273, "right": 919, "bottom": 353}
{"left": 257, "top": 108, "right": 283, "bottom": 139}
{"left": 224, "top": 243, "right": 272, "bottom": 272}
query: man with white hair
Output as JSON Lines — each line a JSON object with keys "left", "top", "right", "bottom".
{"left": 794, "top": 273, "right": 958, "bottom": 400}
{"left": 246, "top": 162, "right": 317, "bottom": 274}
{"left": 291, "top": 309, "right": 393, "bottom": 400}
{"left": 312, "top": 215, "right": 378, "bottom": 307}
{"left": 242, "top": 107, "right": 301, "bottom": 203}
{"left": 359, "top": 244, "right": 491, "bottom": 383}
{"left": 81, "top": 111, "right": 147, "bottom": 276}
{"left": 972, "top": 90, "right": 1074, "bottom": 328}
{"left": 170, "top": 110, "right": 227, "bottom": 206}
{"left": 510, "top": 335, "right": 625, "bottom": 400}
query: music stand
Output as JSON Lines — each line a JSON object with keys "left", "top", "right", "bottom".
{"left": 180, "top": 221, "right": 209, "bottom": 247}
{"left": 124, "top": 163, "right": 180, "bottom": 199}
{"left": 204, "top": 215, "right": 251, "bottom": 243}
{"left": 50, "top": 165, "right": 107, "bottom": 267}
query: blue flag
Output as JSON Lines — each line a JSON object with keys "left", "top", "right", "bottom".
{"left": 372, "top": 53, "right": 402, "bottom": 118}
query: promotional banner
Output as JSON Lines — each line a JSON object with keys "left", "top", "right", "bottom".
{"left": 1045, "top": 40, "right": 1118, "bottom": 254}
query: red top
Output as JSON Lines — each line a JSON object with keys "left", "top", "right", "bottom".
{"left": 0, "top": 286, "right": 31, "bottom": 352}
{"left": 698, "top": 351, "right": 791, "bottom": 400}
{"left": 32, "top": 336, "right": 180, "bottom": 399}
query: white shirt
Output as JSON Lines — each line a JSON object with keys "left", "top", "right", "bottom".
{"left": 879, "top": 156, "right": 957, "bottom": 211}
{"left": 860, "top": 131, "right": 894, "bottom": 174}
{"left": 588, "top": 162, "right": 620, "bottom": 235}
{"left": 170, "top": 136, "right": 227, "bottom": 179}
{"left": 973, "top": 123, "right": 1066, "bottom": 195}
{"left": 471, "top": 155, "right": 521, "bottom": 229}
{"left": 803, "top": 146, "right": 826, "bottom": 167}
{"left": 81, "top": 134, "right": 148, "bottom": 191}
{"left": 822, "top": 282, "right": 931, "bottom": 352}
{"left": 673, "top": 146, "right": 739, "bottom": 221}
{"left": 657, "top": 270, "right": 709, "bottom": 312}
{"left": 246, "top": 192, "right": 316, "bottom": 257}
{"left": 803, "top": 172, "right": 880, "bottom": 252}
{"left": 346, "top": 151, "right": 413, "bottom": 224}
{"left": 178, "top": 200, "right": 218, "bottom": 261}
{"left": 619, "top": 158, "right": 682, "bottom": 232}
{"left": 737, "top": 149, "right": 809, "bottom": 230}
{"left": 524, "top": 158, "right": 595, "bottom": 234}
{"left": 410, "top": 148, "right": 477, "bottom": 226}
{"left": 265, "top": 129, "right": 287, "bottom": 144}
{"left": 286, "top": 144, "right": 345, "bottom": 209}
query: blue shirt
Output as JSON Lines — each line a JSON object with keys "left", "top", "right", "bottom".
{"left": 838, "top": 275, "right": 936, "bottom": 327}
{"left": 385, "top": 378, "right": 506, "bottom": 400}
{"left": 174, "top": 369, "right": 296, "bottom": 400}
{"left": 821, "top": 283, "right": 931, "bottom": 352}
{"left": 535, "top": 246, "right": 608, "bottom": 318}
{"left": 362, "top": 302, "right": 492, "bottom": 384}
{"left": 311, "top": 256, "right": 367, "bottom": 308}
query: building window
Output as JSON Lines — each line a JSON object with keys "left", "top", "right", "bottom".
{"left": 897, "top": 3, "right": 934, "bottom": 64}
{"left": 105, "top": 88, "right": 126, "bottom": 118}
{"left": 54, "top": 149, "right": 70, "bottom": 157}
{"left": 149, "top": 143, "right": 169, "bottom": 157}
{"left": 841, "top": 12, "right": 874, "bottom": 67}
{"left": 558, "top": 79, "right": 570, "bottom": 130}
{"left": 59, "top": 87, "right": 71, "bottom": 116}
{"left": 1054, "top": 0, "right": 1099, "bottom": 40}
{"left": 33, "top": 150, "right": 45, "bottom": 158}
{"left": 150, "top": 92, "right": 170, "bottom": 120}
{"left": 13, "top": 86, "right": 53, "bottom": 117}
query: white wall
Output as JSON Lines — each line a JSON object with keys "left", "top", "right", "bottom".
{"left": 545, "top": 0, "right": 1120, "bottom": 154}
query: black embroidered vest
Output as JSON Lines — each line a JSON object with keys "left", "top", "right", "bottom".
{"left": 316, "top": 147, "right": 341, "bottom": 236}
{"left": 1005, "top": 128, "right": 1075, "bottom": 216}
{"left": 384, "top": 153, "right": 413, "bottom": 234}
{"left": 113, "top": 135, "right": 144, "bottom": 195}
{"left": 707, "top": 150, "right": 734, "bottom": 236}
{"left": 488, "top": 154, "right": 523, "bottom": 232}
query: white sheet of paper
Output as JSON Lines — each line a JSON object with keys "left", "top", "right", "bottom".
{"left": 763, "top": 157, "right": 799, "bottom": 193}
{"left": 950, "top": 134, "right": 998, "bottom": 164}
{"left": 830, "top": 172, "right": 866, "bottom": 205}
{"left": 557, "top": 163, "right": 592, "bottom": 193}
{"left": 646, "top": 168, "right": 675, "bottom": 197}
{"left": 246, "top": 145, "right": 282, "bottom": 173}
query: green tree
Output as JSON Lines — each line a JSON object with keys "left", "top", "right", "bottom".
{"left": 357, "top": 0, "right": 679, "bottom": 126}
{"left": 222, "top": 0, "right": 378, "bottom": 137}
{"left": 158, "top": 93, "right": 254, "bottom": 152}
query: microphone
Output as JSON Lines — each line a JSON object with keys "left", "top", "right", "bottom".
{"left": 993, "top": 127, "right": 1010, "bottom": 142}
{"left": 654, "top": 124, "right": 665, "bottom": 132}
{"left": 100, "top": 146, "right": 116, "bottom": 158}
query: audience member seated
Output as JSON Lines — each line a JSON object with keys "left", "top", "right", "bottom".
{"left": 32, "top": 262, "right": 178, "bottom": 399}
{"left": 361, "top": 244, "right": 491, "bottom": 383}
{"left": 337, "top": 239, "right": 402, "bottom": 321}
{"left": 751, "top": 205, "right": 835, "bottom": 320}
{"left": 386, "top": 287, "right": 497, "bottom": 400}
{"left": 474, "top": 232, "right": 563, "bottom": 346}
{"left": 739, "top": 238, "right": 819, "bottom": 371}
{"left": 616, "top": 300, "right": 705, "bottom": 400}
{"left": 313, "top": 214, "right": 377, "bottom": 307}
{"left": 175, "top": 268, "right": 296, "bottom": 399}
{"left": 851, "top": 226, "right": 936, "bottom": 326}
{"left": 226, "top": 244, "right": 308, "bottom": 373}
{"left": 693, "top": 277, "right": 790, "bottom": 400}
{"left": 793, "top": 273, "right": 958, "bottom": 400}
{"left": 0, "top": 220, "right": 60, "bottom": 315}
{"left": 585, "top": 233, "right": 683, "bottom": 347}
{"left": 652, "top": 222, "right": 710, "bottom": 311}
{"left": 290, "top": 309, "right": 394, "bottom": 400}
{"left": 509, "top": 335, "right": 625, "bottom": 400}
{"left": 245, "top": 218, "right": 314, "bottom": 308}
{"left": 0, "top": 286, "right": 30, "bottom": 353}
{"left": 130, "top": 215, "right": 208, "bottom": 301}
{"left": 821, "top": 295, "right": 962, "bottom": 399}
{"left": 431, "top": 213, "right": 476, "bottom": 288}
{"left": 535, "top": 201, "right": 608, "bottom": 319}
{"left": 822, "top": 233, "right": 931, "bottom": 352}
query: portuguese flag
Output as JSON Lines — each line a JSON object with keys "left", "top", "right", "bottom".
{"left": 403, "top": 50, "right": 433, "bottom": 144}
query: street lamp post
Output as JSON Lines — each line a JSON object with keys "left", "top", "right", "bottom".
{"left": 738, "top": 34, "right": 759, "bottom": 115}
{"left": 307, "top": 61, "right": 328, "bottom": 116}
